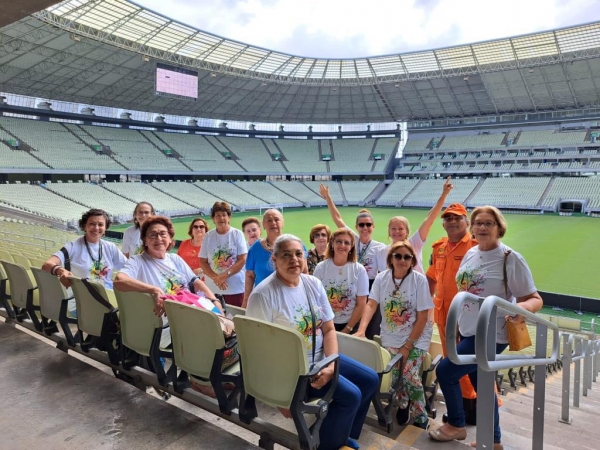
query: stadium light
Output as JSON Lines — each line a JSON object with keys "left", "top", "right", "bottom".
{"left": 463, "top": 75, "right": 469, "bottom": 81}
{"left": 69, "top": 33, "right": 81, "bottom": 42}
{"left": 142, "top": 55, "right": 150, "bottom": 62}
{"left": 210, "top": 73, "right": 217, "bottom": 78}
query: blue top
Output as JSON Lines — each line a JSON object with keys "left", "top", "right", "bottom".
{"left": 246, "top": 240, "right": 307, "bottom": 287}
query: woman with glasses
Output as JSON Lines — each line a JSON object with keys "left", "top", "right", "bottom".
{"left": 177, "top": 217, "right": 210, "bottom": 278}
{"left": 307, "top": 224, "right": 331, "bottom": 275}
{"left": 313, "top": 228, "right": 369, "bottom": 333}
{"left": 114, "top": 216, "right": 220, "bottom": 317}
{"left": 377, "top": 177, "right": 454, "bottom": 275}
{"left": 429, "top": 206, "right": 542, "bottom": 449}
{"left": 199, "top": 202, "right": 247, "bottom": 307}
{"left": 122, "top": 201, "right": 155, "bottom": 258}
{"left": 357, "top": 240, "right": 433, "bottom": 430}
{"left": 319, "top": 184, "right": 386, "bottom": 284}
{"left": 43, "top": 208, "right": 127, "bottom": 290}
{"left": 246, "top": 234, "right": 378, "bottom": 450}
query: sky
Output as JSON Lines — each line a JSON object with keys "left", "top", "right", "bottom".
{"left": 134, "top": 0, "right": 600, "bottom": 59}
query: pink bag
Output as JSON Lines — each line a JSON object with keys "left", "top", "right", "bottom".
{"left": 162, "top": 290, "right": 220, "bottom": 313}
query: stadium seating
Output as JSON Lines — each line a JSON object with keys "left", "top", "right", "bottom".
{"left": 516, "top": 129, "right": 587, "bottom": 147}
{"left": 270, "top": 139, "right": 327, "bottom": 173}
{"left": 233, "top": 181, "right": 301, "bottom": 207}
{"left": 440, "top": 132, "right": 505, "bottom": 150}
{"left": 193, "top": 181, "right": 265, "bottom": 209}
{"left": 403, "top": 178, "right": 480, "bottom": 207}
{"left": 329, "top": 139, "right": 375, "bottom": 173}
{"left": 102, "top": 181, "right": 199, "bottom": 216}
{"left": 467, "top": 177, "right": 551, "bottom": 208}
{"left": 542, "top": 177, "right": 600, "bottom": 211}
{"left": 217, "top": 136, "right": 283, "bottom": 173}
{"left": 302, "top": 181, "right": 342, "bottom": 205}
{"left": 268, "top": 181, "right": 325, "bottom": 205}
{"left": 375, "top": 179, "right": 421, "bottom": 206}
{"left": 0, "top": 122, "right": 49, "bottom": 169}
{"left": 340, "top": 180, "right": 380, "bottom": 204}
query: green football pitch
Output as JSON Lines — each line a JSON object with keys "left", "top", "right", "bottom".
{"left": 112, "top": 207, "right": 600, "bottom": 299}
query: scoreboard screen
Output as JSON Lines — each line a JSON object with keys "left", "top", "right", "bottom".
{"left": 155, "top": 63, "right": 198, "bottom": 101}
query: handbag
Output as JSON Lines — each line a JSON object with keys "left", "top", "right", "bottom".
{"left": 503, "top": 251, "right": 532, "bottom": 351}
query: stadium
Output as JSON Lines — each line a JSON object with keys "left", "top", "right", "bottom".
{"left": 0, "top": 1, "right": 599, "bottom": 449}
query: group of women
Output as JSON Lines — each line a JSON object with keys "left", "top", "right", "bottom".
{"left": 41, "top": 177, "right": 542, "bottom": 450}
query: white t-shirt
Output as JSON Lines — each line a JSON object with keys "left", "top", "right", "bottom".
{"left": 346, "top": 227, "right": 386, "bottom": 279}
{"left": 247, "top": 273, "right": 335, "bottom": 365}
{"left": 54, "top": 237, "right": 126, "bottom": 289}
{"left": 455, "top": 243, "right": 537, "bottom": 343}
{"left": 199, "top": 227, "right": 247, "bottom": 295}
{"left": 120, "top": 253, "right": 196, "bottom": 295}
{"left": 369, "top": 269, "right": 433, "bottom": 350}
{"left": 313, "top": 259, "right": 369, "bottom": 324}
{"left": 121, "top": 226, "right": 142, "bottom": 256}
{"left": 376, "top": 233, "right": 426, "bottom": 275}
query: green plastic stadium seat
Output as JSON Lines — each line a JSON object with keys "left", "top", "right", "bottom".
{"left": 336, "top": 332, "right": 402, "bottom": 433}
{"left": 164, "top": 300, "right": 242, "bottom": 415}
{"left": 234, "top": 315, "right": 340, "bottom": 450}
{"left": 1, "top": 260, "right": 41, "bottom": 331}
{"left": 115, "top": 290, "right": 174, "bottom": 387}
{"left": 30, "top": 267, "right": 78, "bottom": 346}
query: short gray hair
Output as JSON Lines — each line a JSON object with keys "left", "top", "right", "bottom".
{"left": 273, "top": 233, "right": 303, "bottom": 255}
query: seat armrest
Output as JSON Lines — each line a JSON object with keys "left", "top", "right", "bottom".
{"left": 383, "top": 352, "right": 403, "bottom": 374}
{"left": 307, "top": 353, "right": 339, "bottom": 377}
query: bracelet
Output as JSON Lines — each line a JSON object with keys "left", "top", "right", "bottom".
{"left": 345, "top": 324, "right": 353, "bottom": 332}
{"left": 401, "top": 345, "right": 411, "bottom": 352}
{"left": 407, "top": 338, "right": 417, "bottom": 346}
{"left": 51, "top": 265, "right": 61, "bottom": 276}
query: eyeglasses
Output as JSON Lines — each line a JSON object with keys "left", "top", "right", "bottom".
{"left": 147, "top": 231, "right": 170, "bottom": 240}
{"left": 472, "top": 221, "right": 497, "bottom": 229}
{"left": 443, "top": 215, "right": 464, "bottom": 222}
{"left": 279, "top": 250, "right": 305, "bottom": 260}
{"left": 357, "top": 222, "right": 373, "bottom": 228}
{"left": 193, "top": 225, "right": 206, "bottom": 229}
{"left": 334, "top": 239, "right": 352, "bottom": 246}
{"left": 392, "top": 253, "right": 413, "bottom": 261}
{"left": 313, "top": 232, "right": 328, "bottom": 238}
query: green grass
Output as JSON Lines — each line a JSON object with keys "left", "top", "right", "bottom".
{"left": 112, "top": 207, "right": 600, "bottom": 299}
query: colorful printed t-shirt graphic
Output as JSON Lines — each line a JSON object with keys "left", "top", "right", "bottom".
{"left": 313, "top": 259, "right": 368, "bottom": 324}
{"left": 200, "top": 228, "right": 247, "bottom": 295}
{"left": 455, "top": 243, "right": 537, "bottom": 343}
{"left": 53, "top": 237, "right": 126, "bottom": 289}
{"left": 376, "top": 232, "right": 426, "bottom": 275}
{"left": 119, "top": 253, "right": 196, "bottom": 297}
{"left": 246, "top": 273, "right": 335, "bottom": 366}
{"left": 369, "top": 269, "right": 433, "bottom": 350}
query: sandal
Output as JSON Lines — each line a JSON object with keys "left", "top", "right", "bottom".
{"left": 429, "top": 425, "right": 467, "bottom": 442}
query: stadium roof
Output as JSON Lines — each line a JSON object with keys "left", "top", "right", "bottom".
{"left": 1, "top": 0, "right": 600, "bottom": 123}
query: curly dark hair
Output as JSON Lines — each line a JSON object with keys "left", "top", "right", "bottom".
{"left": 79, "top": 209, "right": 111, "bottom": 231}
{"left": 140, "top": 216, "right": 176, "bottom": 252}
{"left": 210, "top": 201, "right": 232, "bottom": 218}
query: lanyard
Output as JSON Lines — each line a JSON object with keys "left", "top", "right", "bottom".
{"left": 83, "top": 236, "right": 103, "bottom": 270}
{"left": 357, "top": 240, "right": 372, "bottom": 264}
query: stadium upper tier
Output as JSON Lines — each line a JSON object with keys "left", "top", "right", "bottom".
{"left": 0, "top": 117, "right": 395, "bottom": 175}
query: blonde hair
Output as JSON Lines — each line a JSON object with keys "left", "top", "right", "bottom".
{"left": 470, "top": 205, "right": 507, "bottom": 238}
{"left": 325, "top": 228, "right": 357, "bottom": 263}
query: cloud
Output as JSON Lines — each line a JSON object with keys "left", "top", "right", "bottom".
{"left": 136, "top": 0, "right": 600, "bottom": 58}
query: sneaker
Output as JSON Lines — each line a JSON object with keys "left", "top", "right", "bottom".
{"left": 396, "top": 403, "right": 411, "bottom": 426}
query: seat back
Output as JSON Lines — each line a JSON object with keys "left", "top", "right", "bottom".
{"left": 115, "top": 290, "right": 163, "bottom": 357}
{"left": 0, "top": 250, "right": 13, "bottom": 262}
{"left": 1, "top": 260, "right": 36, "bottom": 309}
{"left": 164, "top": 300, "right": 226, "bottom": 379}
{"left": 11, "top": 253, "right": 32, "bottom": 270}
{"left": 29, "top": 257, "right": 47, "bottom": 269}
{"left": 337, "top": 332, "right": 392, "bottom": 391}
{"left": 234, "top": 315, "right": 308, "bottom": 409}
{"left": 31, "top": 267, "right": 69, "bottom": 322}
{"left": 227, "top": 305, "right": 246, "bottom": 317}
{"left": 70, "top": 277, "right": 114, "bottom": 337}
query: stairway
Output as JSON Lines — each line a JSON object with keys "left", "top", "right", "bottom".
{"left": 0, "top": 124, "right": 52, "bottom": 168}
{"left": 463, "top": 178, "right": 486, "bottom": 205}
{"left": 536, "top": 177, "right": 556, "bottom": 207}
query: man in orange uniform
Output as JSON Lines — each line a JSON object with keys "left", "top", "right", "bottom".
{"left": 426, "top": 203, "right": 479, "bottom": 424}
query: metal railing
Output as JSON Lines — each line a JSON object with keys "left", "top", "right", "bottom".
{"left": 446, "top": 292, "right": 560, "bottom": 450}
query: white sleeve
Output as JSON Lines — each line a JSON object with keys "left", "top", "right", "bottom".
{"left": 121, "top": 228, "right": 134, "bottom": 254}
{"left": 235, "top": 229, "right": 248, "bottom": 255}
{"left": 369, "top": 272, "right": 383, "bottom": 304}
{"left": 119, "top": 255, "right": 141, "bottom": 279}
{"left": 53, "top": 240, "right": 75, "bottom": 265}
{"left": 507, "top": 252, "right": 537, "bottom": 298}
{"left": 110, "top": 243, "right": 127, "bottom": 269}
{"left": 312, "top": 261, "right": 325, "bottom": 280}
{"left": 199, "top": 234, "right": 210, "bottom": 259}
{"left": 246, "top": 291, "right": 273, "bottom": 321}
{"left": 172, "top": 254, "right": 196, "bottom": 282}
{"left": 376, "top": 246, "right": 388, "bottom": 273}
{"left": 356, "top": 264, "right": 369, "bottom": 296}
{"left": 415, "top": 273, "right": 434, "bottom": 311}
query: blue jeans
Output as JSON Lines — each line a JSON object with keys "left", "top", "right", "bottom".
{"left": 436, "top": 335, "right": 508, "bottom": 444}
{"left": 309, "top": 354, "right": 379, "bottom": 450}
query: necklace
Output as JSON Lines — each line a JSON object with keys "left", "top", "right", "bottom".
{"left": 83, "top": 236, "right": 103, "bottom": 271}
{"left": 357, "top": 240, "right": 372, "bottom": 264}
{"left": 263, "top": 238, "right": 273, "bottom": 252}
{"left": 332, "top": 260, "right": 345, "bottom": 276}
{"left": 391, "top": 268, "right": 410, "bottom": 297}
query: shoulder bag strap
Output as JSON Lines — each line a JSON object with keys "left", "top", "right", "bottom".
{"left": 301, "top": 275, "right": 317, "bottom": 370}
{"left": 60, "top": 247, "right": 71, "bottom": 272}
{"left": 81, "top": 278, "right": 114, "bottom": 311}
{"left": 503, "top": 250, "right": 512, "bottom": 299}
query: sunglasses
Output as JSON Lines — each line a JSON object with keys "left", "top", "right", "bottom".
{"left": 193, "top": 225, "right": 206, "bottom": 229}
{"left": 392, "top": 253, "right": 413, "bottom": 261}
{"left": 357, "top": 222, "right": 373, "bottom": 228}
{"left": 312, "top": 232, "right": 328, "bottom": 238}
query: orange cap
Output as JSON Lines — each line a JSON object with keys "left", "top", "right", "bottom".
{"left": 441, "top": 203, "right": 468, "bottom": 217}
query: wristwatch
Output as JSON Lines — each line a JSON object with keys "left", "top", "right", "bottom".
{"left": 345, "top": 324, "right": 353, "bottom": 332}
{"left": 227, "top": 270, "right": 231, "bottom": 277}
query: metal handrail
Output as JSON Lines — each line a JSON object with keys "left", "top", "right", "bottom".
{"left": 445, "top": 292, "right": 560, "bottom": 450}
